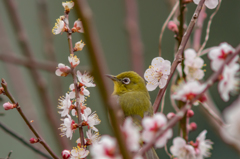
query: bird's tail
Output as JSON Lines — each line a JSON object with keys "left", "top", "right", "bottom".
{"left": 145, "top": 147, "right": 159, "bottom": 159}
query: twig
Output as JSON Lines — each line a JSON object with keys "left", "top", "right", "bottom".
{"left": 1, "top": 79, "right": 58, "bottom": 159}
{"left": 0, "top": 122, "right": 52, "bottom": 159}
{"left": 200, "top": 102, "right": 225, "bottom": 126}
{"left": 193, "top": 6, "right": 206, "bottom": 51}
{"left": 3, "top": 0, "right": 71, "bottom": 150}
{"left": 197, "top": 0, "right": 222, "bottom": 55}
{"left": 73, "top": 0, "right": 131, "bottom": 158}
{"left": 5, "top": 151, "right": 12, "bottom": 159}
{"left": 161, "top": 91, "right": 166, "bottom": 113}
{"left": 153, "top": 0, "right": 207, "bottom": 113}
{"left": 136, "top": 43, "right": 240, "bottom": 156}
{"left": 124, "top": 0, "right": 144, "bottom": 75}
{"left": 159, "top": 1, "right": 179, "bottom": 57}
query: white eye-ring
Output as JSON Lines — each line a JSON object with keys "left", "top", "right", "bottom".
{"left": 122, "top": 77, "right": 130, "bottom": 84}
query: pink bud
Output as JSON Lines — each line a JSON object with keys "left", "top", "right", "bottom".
{"left": 29, "top": 138, "right": 39, "bottom": 144}
{"left": 0, "top": 87, "right": 4, "bottom": 94}
{"left": 187, "top": 110, "right": 194, "bottom": 118}
{"left": 167, "top": 21, "right": 178, "bottom": 33}
{"left": 62, "top": 150, "right": 70, "bottom": 159}
{"left": 167, "top": 112, "right": 175, "bottom": 120}
{"left": 189, "top": 122, "right": 197, "bottom": 131}
{"left": 3, "top": 102, "right": 16, "bottom": 110}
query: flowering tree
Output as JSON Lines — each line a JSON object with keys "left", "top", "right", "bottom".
{"left": 0, "top": 0, "right": 239, "bottom": 159}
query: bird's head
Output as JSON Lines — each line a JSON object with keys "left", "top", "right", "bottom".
{"left": 106, "top": 71, "right": 148, "bottom": 95}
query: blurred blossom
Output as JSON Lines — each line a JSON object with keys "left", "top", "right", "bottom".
{"left": 52, "top": 18, "right": 65, "bottom": 35}
{"left": 59, "top": 115, "right": 78, "bottom": 140}
{"left": 72, "top": 20, "right": 84, "bottom": 33}
{"left": 77, "top": 71, "right": 96, "bottom": 87}
{"left": 82, "top": 107, "right": 101, "bottom": 132}
{"left": 144, "top": 57, "right": 171, "bottom": 91}
{"left": 167, "top": 21, "right": 179, "bottom": 33}
{"left": 142, "top": 113, "right": 172, "bottom": 148}
{"left": 77, "top": 129, "right": 100, "bottom": 146}
{"left": 122, "top": 117, "right": 140, "bottom": 151}
{"left": 90, "top": 135, "right": 122, "bottom": 159}
{"left": 68, "top": 55, "right": 80, "bottom": 68}
{"left": 195, "top": 130, "right": 213, "bottom": 159}
{"left": 208, "top": 43, "right": 238, "bottom": 71}
{"left": 70, "top": 147, "right": 89, "bottom": 159}
{"left": 62, "top": 150, "right": 71, "bottom": 159}
{"left": 184, "top": 49, "right": 204, "bottom": 81}
{"left": 58, "top": 93, "right": 72, "bottom": 117}
{"left": 62, "top": 1, "right": 74, "bottom": 13}
{"left": 193, "top": 0, "right": 218, "bottom": 9}
{"left": 55, "top": 63, "right": 71, "bottom": 77}
{"left": 71, "top": 102, "right": 86, "bottom": 116}
{"left": 3, "top": 102, "right": 16, "bottom": 110}
{"left": 74, "top": 40, "right": 86, "bottom": 52}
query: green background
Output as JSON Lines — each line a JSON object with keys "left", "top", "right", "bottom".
{"left": 0, "top": 0, "right": 239, "bottom": 158}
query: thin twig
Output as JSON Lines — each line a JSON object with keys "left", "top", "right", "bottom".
{"left": 124, "top": 0, "right": 144, "bottom": 75}
{"left": 159, "top": 1, "right": 179, "bottom": 57}
{"left": 5, "top": 151, "right": 12, "bottom": 159}
{"left": 73, "top": 0, "right": 131, "bottom": 158}
{"left": 161, "top": 91, "right": 166, "bottom": 113}
{"left": 3, "top": 0, "right": 64, "bottom": 151}
{"left": 0, "top": 122, "right": 52, "bottom": 159}
{"left": 153, "top": 0, "right": 207, "bottom": 113}
{"left": 197, "top": 0, "right": 222, "bottom": 55}
{"left": 136, "top": 43, "right": 240, "bottom": 156}
{"left": 1, "top": 79, "right": 58, "bottom": 159}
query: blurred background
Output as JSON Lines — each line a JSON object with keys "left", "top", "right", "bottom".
{"left": 0, "top": 0, "right": 239, "bottom": 158}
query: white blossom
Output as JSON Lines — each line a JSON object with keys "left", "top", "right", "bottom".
{"left": 52, "top": 18, "right": 65, "bottom": 35}
{"left": 70, "top": 147, "right": 89, "bottom": 159}
{"left": 72, "top": 20, "right": 84, "bottom": 33}
{"left": 55, "top": 63, "right": 71, "bottom": 77}
{"left": 122, "top": 117, "right": 140, "bottom": 151}
{"left": 68, "top": 54, "right": 80, "bottom": 68}
{"left": 144, "top": 57, "right": 171, "bottom": 91}
{"left": 195, "top": 130, "right": 213, "bottom": 159}
{"left": 62, "top": 1, "right": 74, "bottom": 12}
{"left": 184, "top": 49, "right": 204, "bottom": 81}
{"left": 77, "top": 71, "right": 96, "bottom": 87}
{"left": 142, "top": 113, "right": 172, "bottom": 148}
{"left": 90, "top": 135, "right": 122, "bottom": 159}
{"left": 170, "top": 137, "right": 196, "bottom": 159}
{"left": 74, "top": 40, "right": 85, "bottom": 52}
{"left": 59, "top": 115, "right": 77, "bottom": 140}
{"left": 208, "top": 43, "right": 238, "bottom": 71}
{"left": 218, "top": 64, "right": 239, "bottom": 101}
{"left": 82, "top": 107, "right": 101, "bottom": 132}
{"left": 69, "top": 83, "right": 90, "bottom": 102}
{"left": 58, "top": 93, "right": 72, "bottom": 117}
{"left": 193, "top": 0, "right": 218, "bottom": 9}
{"left": 77, "top": 129, "right": 100, "bottom": 146}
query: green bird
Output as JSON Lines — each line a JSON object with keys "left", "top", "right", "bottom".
{"left": 107, "top": 71, "right": 159, "bottom": 159}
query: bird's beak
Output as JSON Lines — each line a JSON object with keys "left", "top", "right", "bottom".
{"left": 105, "top": 74, "right": 119, "bottom": 81}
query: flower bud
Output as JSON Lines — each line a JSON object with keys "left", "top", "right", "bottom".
{"left": 0, "top": 87, "right": 4, "bottom": 94}
{"left": 61, "top": 150, "right": 71, "bottom": 159}
{"left": 167, "top": 112, "right": 175, "bottom": 120}
{"left": 168, "top": 21, "right": 178, "bottom": 33}
{"left": 55, "top": 63, "right": 71, "bottom": 77}
{"left": 188, "top": 122, "right": 197, "bottom": 131}
{"left": 73, "top": 40, "right": 85, "bottom": 52}
{"left": 187, "top": 110, "right": 194, "bottom": 118}
{"left": 29, "top": 138, "right": 39, "bottom": 144}
{"left": 3, "top": 102, "right": 16, "bottom": 110}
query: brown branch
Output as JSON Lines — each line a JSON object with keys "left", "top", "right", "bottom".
{"left": 3, "top": 0, "right": 65, "bottom": 152}
{"left": 73, "top": 0, "right": 131, "bottom": 158}
{"left": 1, "top": 79, "right": 58, "bottom": 159}
{"left": 0, "top": 122, "right": 52, "bottom": 159}
{"left": 124, "top": 0, "right": 144, "bottom": 75}
{"left": 159, "top": 1, "right": 179, "bottom": 57}
{"left": 153, "top": 0, "right": 207, "bottom": 113}
{"left": 136, "top": 43, "right": 240, "bottom": 156}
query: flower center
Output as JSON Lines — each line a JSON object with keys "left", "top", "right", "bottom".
{"left": 218, "top": 49, "right": 230, "bottom": 59}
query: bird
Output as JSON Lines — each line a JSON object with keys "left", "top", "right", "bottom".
{"left": 106, "top": 71, "right": 159, "bottom": 159}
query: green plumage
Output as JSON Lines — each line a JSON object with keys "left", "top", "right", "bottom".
{"left": 108, "top": 71, "right": 159, "bottom": 159}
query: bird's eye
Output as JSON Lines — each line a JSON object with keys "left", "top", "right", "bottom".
{"left": 122, "top": 78, "right": 130, "bottom": 84}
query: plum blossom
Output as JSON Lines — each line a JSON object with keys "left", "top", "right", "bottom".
{"left": 77, "top": 129, "right": 100, "bottom": 146}
{"left": 70, "top": 147, "right": 89, "bottom": 159}
{"left": 68, "top": 54, "right": 80, "bottom": 68}
{"left": 170, "top": 137, "right": 196, "bottom": 159}
{"left": 184, "top": 49, "right": 204, "bottom": 81}
{"left": 62, "top": 1, "right": 74, "bottom": 12}
{"left": 82, "top": 107, "right": 101, "bottom": 132}
{"left": 172, "top": 81, "right": 206, "bottom": 104}
{"left": 69, "top": 83, "right": 90, "bottom": 102}
{"left": 74, "top": 40, "right": 85, "bottom": 52}
{"left": 3, "top": 102, "right": 17, "bottom": 110}
{"left": 122, "top": 117, "right": 140, "bottom": 151}
{"left": 195, "top": 130, "right": 213, "bottom": 159}
{"left": 208, "top": 43, "right": 238, "bottom": 71}
{"left": 168, "top": 21, "right": 178, "bottom": 33}
{"left": 72, "top": 20, "right": 84, "bottom": 33}
{"left": 193, "top": 0, "right": 218, "bottom": 9}
{"left": 52, "top": 18, "right": 65, "bottom": 35}
{"left": 142, "top": 113, "right": 172, "bottom": 148}
{"left": 144, "top": 57, "right": 171, "bottom": 91}
{"left": 218, "top": 64, "right": 239, "bottom": 101}
{"left": 62, "top": 150, "right": 71, "bottom": 159}
{"left": 58, "top": 93, "right": 72, "bottom": 117}
{"left": 77, "top": 71, "right": 96, "bottom": 87}
{"left": 55, "top": 63, "right": 71, "bottom": 77}
{"left": 90, "top": 135, "right": 122, "bottom": 159}
{"left": 71, "top": 102, "right": 86, "bottom": 116}
{"left": 59, "top": 115, "right": 78, "bottom": 140}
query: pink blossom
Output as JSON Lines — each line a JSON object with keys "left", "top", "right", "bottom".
{"left": 193, "top": 0, "right": 218, "bottom": 9}
{"left": 3, "top": 102, "right": 16, "bottom": 110}
{"left": 29, "top": 138, "right": 39, "bottom": 144}
{"left": 144, "top": 57, "right": 171, "bottom": 91}
{"left": 55, "top": 63, "right": 71, "bottom": 77}
{"left": 142, "top": 113, "right": 172, "bottom": 148}
{"left": 62, "top": 150, "right": 71, "bottom": 159}
{"left": 168, "top": 21, "right": 178, "bottom": 33}
{"left": 72, "top": 20, "right": 84, "bottom": 33}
